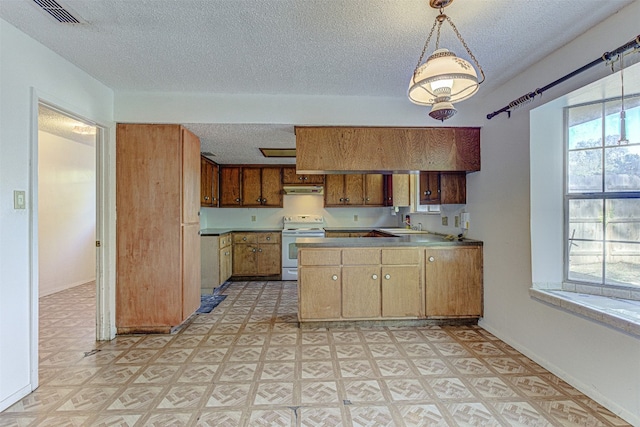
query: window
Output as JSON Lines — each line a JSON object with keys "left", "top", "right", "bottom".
{"left": 565, "top": 96, "right": 640, "bottom": 288}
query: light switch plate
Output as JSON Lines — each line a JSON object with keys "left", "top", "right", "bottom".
{"left": 14, "top": 190, "right": 26, "bottom": 209}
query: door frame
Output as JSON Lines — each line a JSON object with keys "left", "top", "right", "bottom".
{"left": 29, "top": 90, "right": 115, "bottom": 388}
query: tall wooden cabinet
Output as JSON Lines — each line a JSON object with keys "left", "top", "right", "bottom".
{"left": 116, "top": 124, "right": 201, "bottom": 334}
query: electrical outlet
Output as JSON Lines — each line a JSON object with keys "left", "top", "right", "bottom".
{"left": 454, "top": 216, "right": 460, "bottom": 228}
{"left": 251, "top": 215, "right": 256, "bottom": 222}
{"left": 353, "top": 215, "right": 358, "bottom": 222}
{"left": 441, "top": 216, "right": 448, "bottom": 226}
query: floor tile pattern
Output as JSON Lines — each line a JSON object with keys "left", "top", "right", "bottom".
{"left": 0, "top": 281, "right": 632, "bottom": 426}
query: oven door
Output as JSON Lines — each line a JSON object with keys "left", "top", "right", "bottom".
{"left": 282, "top": 230, "right": 325, "bottom": 266}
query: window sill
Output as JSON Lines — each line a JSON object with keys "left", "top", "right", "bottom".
{"left": 530, "top": 287, "right": 640, "bottom": 338}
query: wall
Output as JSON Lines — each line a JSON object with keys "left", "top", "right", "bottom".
{"left": 38, "top": 131, "right": 96, "bottom": 297}
{"left": 0, "top": 19, "right": 114, "bottom": 411}
{"left": 469, "top": 3, "right": 640, "bottom": 423}
{"left": 201, "top": 194, "right": 404, "bottom": 229}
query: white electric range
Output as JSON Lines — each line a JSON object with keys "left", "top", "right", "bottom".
{"left": 281, "top": 214, "right": 325, "bottom": 280}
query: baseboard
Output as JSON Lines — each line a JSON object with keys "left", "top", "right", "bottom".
{"left": 0, "top": 383, "right": 32, "bottom": 412}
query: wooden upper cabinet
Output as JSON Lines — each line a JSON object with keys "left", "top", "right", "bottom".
{"left": 419, "top": 171, "right": 466, "bottom": 205}
{"left": 296, "top": 126, "right": 480, "bottom": 173}
{"left": 200, "top": 156, "right": 219, "bottom": 207}
{"left": 241, "top": 167, "right": 263, "bottom": 207}
{"left": 282, "top": 166, "right": 324, "bottom": 185}
{"left": 344, "top": 175, "right": 364, "bottom": 205}
{"left": 219, "top": 166, "right": 242, "bottom": 206}
{"left": 221, "top": 166, "right": 282, "bottom": 208}
{"left": 260, "top": 167, "right": 284, "bottom": 207}
{"left": 364, "top": 174, "right": 385, "bottom": 206}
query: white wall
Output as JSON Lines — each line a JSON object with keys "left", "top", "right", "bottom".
{"left": 470, "top": 3, "right": 640, "bottom": 423}
{"left": 0, "top": 19, "right": 114, "bottom": 411}
{"left": 38, "top": 131, "right": 96, "bottom": 297}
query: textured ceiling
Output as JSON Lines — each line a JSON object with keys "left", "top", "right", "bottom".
{"left": 38, "top": 104, "right": 96, "bottom": 146}
{"left": 1, "top": 0, "right": 635, "bottom": 163}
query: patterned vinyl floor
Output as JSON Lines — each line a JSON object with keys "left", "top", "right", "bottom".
{"left": 0, "top": 281, "right": 632, "bottom": 426}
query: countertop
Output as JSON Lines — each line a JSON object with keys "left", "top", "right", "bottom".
{"left": 200, "top": 228, "right": 282, "bottom": 236}
{"left": 295, "top": 234, "right": 482, "bottom": 247}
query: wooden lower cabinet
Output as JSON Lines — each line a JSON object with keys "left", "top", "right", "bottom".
{"left": 299, "top": 266, "right": 342, "bottom": 320}
{"left": 201, "top": 233, "right": 233, "bottom": 293}
{"left": 298, "top": 245, "right": 482, "bottom": 322}
{"left": 299, "top": 247, "right": 424, "bottom": 321}
{"left": 232, "top": 232, "right": 281, "bottom": 277}
{"left": 219, "top": 235, "right": 232, "bottom": 284}
{"left": 425, "top": 246, "right": 483, "bottom": 317}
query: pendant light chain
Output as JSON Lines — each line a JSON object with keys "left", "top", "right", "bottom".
{"left": 445, "top": 16, "right": 485, "bottom": 84}
{"left": 413, "top": 19, "right": 440, "bottom": 75}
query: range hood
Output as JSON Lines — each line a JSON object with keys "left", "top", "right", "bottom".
{"left": 283, "top": 185, "right": 324, "bottom": 195}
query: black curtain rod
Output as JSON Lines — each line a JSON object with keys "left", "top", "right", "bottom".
{"left": 486, "top": 35, "right": 640, "bottom": 120}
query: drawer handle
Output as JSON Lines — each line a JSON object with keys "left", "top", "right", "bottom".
{"left": 372, "top": 274, "right": 378, "bottom": 280}
{"left": 384, "top": 274, "right": 391, "bottom": 280}
{"left": 429, "top": 256, "right": 435, "bottom": 262}
{"left": 332, "top": 275, "right": 338, "bottom": 281}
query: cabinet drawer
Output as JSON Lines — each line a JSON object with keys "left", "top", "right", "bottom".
{"left": 233, "top": 232, "right": 257, "bottom": 244}
{"left": 382, "top": 248, "right": 421, "bottom": 265}
{"left": 299, "top": 249, "right": 341, "bottom": 266}
{"left": 258, "top": 232, "right": 281, "bottom": 244}
{"left": 342, "top": 248, "right": 380, "bottom": 265}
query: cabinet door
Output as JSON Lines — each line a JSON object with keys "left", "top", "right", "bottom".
{"left": 260, "top": 167, "right": 283, "bottom": 207}
{"left": 220, "top": 167, "right": 242, "bottom": 206}
{"left": 282, "top": 166, "right": 304, "bottom": 184}
{"left": 241, "top": 167, "right": 263, "bottom": 207}
{"left": 299, "top": 266, "right": 342, "bottom": 320}
{"left": 233, "top": 244, "right": 257, "bottom": 275}
{"left": 182, "top": 128, "right": 201, "bottom": 224}
{"left": 342, "top": 266, "right": 381, "bottom": 318}
{"left": 381, "top": 265, "right": 421, "bottom": 317}
{"left": 219, "top": 246, "right": 232, "bottom": 285}
{"left": 344, "top": 174, "right": 364, "bottom": 205}
{"left": 440, "top": 172, "right": 466, "bottom": 204}
{"left": 211, "top": 163, "right": 219, "bottom": 207}
{"left": 324, "top": 174, "right": 345, "bottom": 206}
{"left": 201, "top": 236, "right": 220, "bottom": 291}
{"left": 419, "top": 172, "right": 440, "bottom": 204}
{"left": 364, "top": 174, "right": 385, "bottom": 206}
{"left": 425, "top": 247, "right": 483, "bottom": 317}
{"left": 258, "top": 243, "right": 281, "bottom": 275}
{"left": 182, "top": 223, "right": 201, "bottom": 318}
{"left": 392, "top": 174, "right": 410, "bottom": 207}
{"left": 305, "top": 174, "right": 325, "bottom": 184}
{"left": 201, "top": 157, "right": 214, "bottom": 206}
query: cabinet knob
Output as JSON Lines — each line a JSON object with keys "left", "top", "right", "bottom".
{"left": 257, "top": 198, "right": 262, "bottom": 202}
{"left": 204, "top": 196, "right": 210, "bottom": 200}
{"left": 252, "top": 248, "right": 257, "bottom": 252}
{"left": 298, "top": 176, "right": 303, "bottom": 180}
{"left": 372, "top": 274, "right": 378, "bottom": 280}
{"left": 235, "top": 198, "right": 241, "bottom": 202}
{"left": 266, "top": 236, "right": 271, "bottom": 241}
{"left": 339, "top": 198, "right": 344, "bottom": 202}
{"left": 425, "top": 190, "right": 431, "bottom": 196}
{"left": 303, "top": 176, "right": 308, "bottom": 180}
{"left": 384, "top": 274, "right": 391, "bottom": 280}
{"left": 332, "top": 275, "right": 338, "bottom": 281}
{"left": 258, "top": 248, "right": 262, "bottom": 252}
{"left": 345, "top": 198, "right": 350, "bottom": 202}
{"left": 242, "top": 237, "right": 247, "bottom": 241}
{"left": 262, "top": 198, "right": 267, "bottom": 203}
{"left": 225, "top": 251, "right": 229, "bottom": 256}
{"left": 429, "top": 256, "right": 435, "bottom": 262}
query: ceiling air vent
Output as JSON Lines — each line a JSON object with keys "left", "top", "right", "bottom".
{"left": 32, "top": 0, "right": 83, "bottom": 24}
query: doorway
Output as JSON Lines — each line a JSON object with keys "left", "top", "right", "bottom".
{"left": 33, "top": 101, "right": 106, "bottom": 386}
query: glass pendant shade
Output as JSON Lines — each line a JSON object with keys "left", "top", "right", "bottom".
{"left": 408, "top": 48, "right": 479, "bottom": 107}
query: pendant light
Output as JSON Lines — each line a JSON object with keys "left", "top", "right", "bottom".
{"left": 408, "top": 0, "right": 485, "bottom": 121}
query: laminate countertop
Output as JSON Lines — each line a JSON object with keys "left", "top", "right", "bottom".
{"left": 296, "top": 229, "right": 482, "bottom": 248}
{"left": 200, "top": 228, "right": 282, "bottom": 236}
